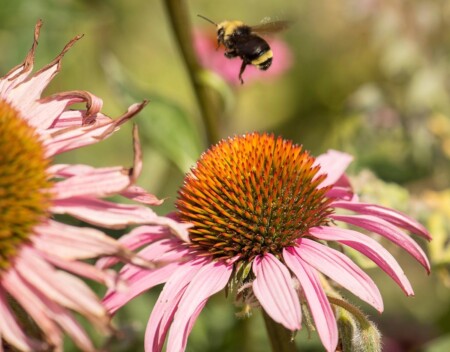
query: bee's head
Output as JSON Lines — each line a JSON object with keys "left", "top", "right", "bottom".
{"left": 217, "top": 22, "right": 228, "bottom": 44}
{"left": 217, "top": 21, "right": 245, "bottom": 43}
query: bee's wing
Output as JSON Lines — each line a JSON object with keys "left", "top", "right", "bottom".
{"left": 250, "top": 20, "right": 292, "bottom": 35}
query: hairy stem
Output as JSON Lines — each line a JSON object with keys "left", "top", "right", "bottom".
{"left": 262, "top": 310, "right": 298, "bottom": 352}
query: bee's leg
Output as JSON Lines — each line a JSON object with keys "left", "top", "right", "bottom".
{"left": 238, "top": 61, "right": 247, "bottom": 84}
{"left": 224, "top": 49, "right": 238, "bottom": 58}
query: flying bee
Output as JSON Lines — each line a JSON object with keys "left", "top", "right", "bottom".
{"left": 197, "top": 15, "right": 291, "bottom": 84}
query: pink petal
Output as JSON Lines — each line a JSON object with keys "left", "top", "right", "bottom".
{"left": 283, "top": 248, "right": 338, "bottom": 352}
{"left": 3, "top": 261, "right": 100, "bottom": 351}
{"left": 51, "top": 197, "right": 158, "bottom": 229}
{"left": 331, "top": 214, "right": 430, "bottom": 273}
{"left": 103, "top": 262, "right": 181, "bottom": 315}
{"left": 0, "top": 20, "right": 40, "bottom": 96}
{"left": 33, "top": 220, "right": 128, "bottom": 259}
{"left": 2, "top": 269, "right": 63, "bottom": 347}
{"left": 118, "top": 238, "right": 189, "bottom": 280}
{"left": 96, "top": 226, "right": 170, "bottom": 269}
{"left": 46, "top": 307, "right": 95, "bottom": 352}
{"left": 293, "top": 239, "right": 383, "bottom": 311}
{"left": 27, "top": 91, "right": 96, "bottom": 130}
{"left": 167, "top": 260, "right": 233, "bottom": 352}
{"left": 0, "top": 292, "right": 42, "bottom": 351}
{"left": 48, "top": 110, "right": 84, "bottom": 128}
{"left": 130, "top": 123, "right": 143, "bottom": 182}
{"left": 44, "top": 102, "right": 147, "bottom": 157}
{"left": 7, "top": 35, "right": 83, "bottom": 129}
{"left": 52, "top": 166, "right": 131, "bottom": 199}
{"left": 145, "top": 260, "right": 206, "bottom": 352}
{"left": 43, "top": 252, "right": 118, "bottom": 289}
{"left": 110, "top": 237, "right": 189, "bottom": 287}
{"left": 118, "top": 226, "right": 171, "bottom": 250}
{"left": 332, "top": 201, "right": 431, "bottom": 240}
{"left": 121, "top": 185, "right": 164, "bottom": 205}
{"left": 314, "top": 150, "right": 353, "bottom": 187}
{"left": 44, "top": 90, "right": 103, "bottom": 127}
{"left": 326, "top": 186, "right": 355, "bottom": 201}
{"left": 310, "top": 226, "right": 415, "bottom": 295}
{"left": 15, "top": 247, "right": 105, "bottom": 317}
{"left": 252, "top": 254, "right": 301, "bottom": 331}
{"left": 47, "top": 163, "right": 94, "bottom": 177}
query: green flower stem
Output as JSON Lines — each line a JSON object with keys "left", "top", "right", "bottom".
{"left": 262, "top": 310, "right": 298, "bottom": 352}
{"left": 163, "top": 0, "right": 220, "bottom": 146}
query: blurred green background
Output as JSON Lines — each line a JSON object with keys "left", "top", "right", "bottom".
{"left": 1, "top": 0, "right": 450, "bottom": 351}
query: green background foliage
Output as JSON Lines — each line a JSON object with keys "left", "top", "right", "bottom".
{"left": 1, "top": 0, "right": 450, "bottom": 350}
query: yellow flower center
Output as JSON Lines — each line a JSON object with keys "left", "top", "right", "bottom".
{"left": 0, "top": 100, "right": 53, "bottom": 270}
{"left": 176, "top": 133, "right": 333, "bottom": 262}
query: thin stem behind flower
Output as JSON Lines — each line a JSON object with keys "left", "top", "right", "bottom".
{"left": 163, "top": 0, "right": 220, "bottom": 146}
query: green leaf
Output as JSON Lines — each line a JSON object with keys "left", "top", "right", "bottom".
{"left": 101, "top": 54, "right": 203, "bottom": 173}
{"left": 137, "top": 97, "right": 203, "bottom": 173}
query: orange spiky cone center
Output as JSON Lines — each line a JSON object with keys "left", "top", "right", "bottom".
{"left": 176, "top": 133, "right": 333, "bottom": 262}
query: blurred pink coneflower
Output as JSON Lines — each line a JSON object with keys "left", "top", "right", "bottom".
{"left": 0, "top": 21, "right": 172, "bottom": 351}
{"left": 103, "top": 133, "right": 431, "bottom": 352}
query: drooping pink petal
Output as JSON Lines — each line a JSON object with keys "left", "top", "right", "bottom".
{"left": 48, "top": 109, "right": 84, "bottom": 128}
{"left": 33, "top": 220, "right": 131, "bottom": 259}
{"left": 166, "top": 260, "right": 233, "bottom": 352}
{"left": 49, "top": 168, "right": 163, "bottom": 206}
{"left": 121, "top": 185, "right": 164, "bottom": 205}
{"left": 103, "top": 262, "right": 181, "bottom": 315}
{"left": 0, "top": 291, "right": 42, "bottom": 352}
{"left": 130, "top": 123, "right": 143, "bottom": 182}
{"left": 52, "top": 166, "right": 131, "bottom": 199}
{"left": 96, "top": 226, "right": 170, "bottom": 269}
{"left": 15, "top": 247, "right": 106, "bottom": 317}
{"left": 51, "top": 197, "right": 158, "bottom": 229}
{"left": 292, "top": 239, "right": 383, "bottom": 311}
{"left": 145, "top": 260, "right": 207, "bottom": 352}
{"left": 119, "top": 238, "right": 189, "bottom": 279}
{"left": 252, "top": 254, "right": 301, "bottom": 331}
{"left": 332, "top": 201, "right": 431, "bottom": 240}
{"left": 7, "top": 36, "right": 84, "bottom": 129}
{"left": 47, "top": 163, "right": 95, "bottom": 177}
{"left": 283, "top": 248, "right": 338, "bottom": 352}
{"left": 2, "top": 269, "right": 63, "bottom": 347}
{"left": 331, "top": 214, "right": 430, "bottom": 273}
{"left": 310, "top": 226, "right": 415, "bottom": 295}
{"left": 46, "top": 307, "right": 95, "bottom": 352}
{"left": 0, "top": 20, "right": 40, "bottom": 96}
{"left": 42, "top": 252, "right": 119, "bottom": 289}
{"left": 36, "top": 91, "right": 103, "bottom": 129}
{"left": 45, "top": 90, "right": 103, "bottom": 126}
{"left": 110, "top": 237, "right": 189, "bottom": 288}
{"left": 7, "top": 256, "right": 98, "bottom": 352}
{"left": 43, "top": 102, "right": 147, "bottom": 157}
{"left": 314, "top": 150, "right": 353, "bottom": 187}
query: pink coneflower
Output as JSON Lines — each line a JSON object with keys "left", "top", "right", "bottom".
{"left": 103, "top": 133, "right": 431, "bottom": 352}
{"left": 194, "top": 28, "right": 293, "bottom": 85}
{"left": 0, "top": 21, "right": 172, "bottom": 351}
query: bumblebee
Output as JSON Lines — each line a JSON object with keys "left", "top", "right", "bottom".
{"left": 198, "top": 15, "right": 290, "bottom": 84}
